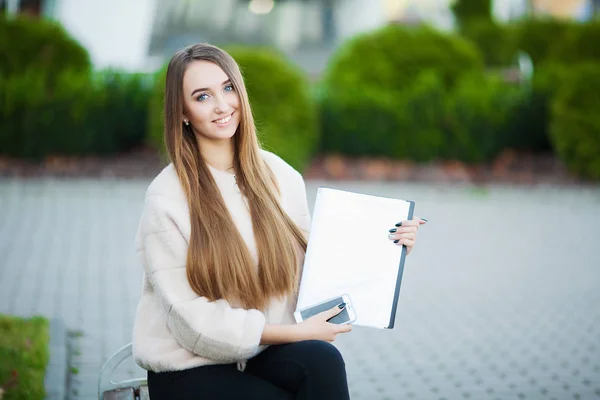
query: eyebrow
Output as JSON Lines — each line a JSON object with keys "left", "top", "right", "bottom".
{"left": 191, "top": 79, "right": 231, "bottom": 97}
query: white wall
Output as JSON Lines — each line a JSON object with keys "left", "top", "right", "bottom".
{"left": 53, "top": 0, "right": 158, "bottom": 71}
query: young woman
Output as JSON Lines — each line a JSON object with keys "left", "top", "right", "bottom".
{"left": 132, "top": 43, "right": 423, "bottom": 399}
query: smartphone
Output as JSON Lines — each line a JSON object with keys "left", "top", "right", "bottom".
{"left": 294, "top": 294, "right": 356, "bottom": 325}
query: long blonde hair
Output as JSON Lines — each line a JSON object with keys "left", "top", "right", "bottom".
{"left": 163, "top": 43, "right": 307, "bottom": 311}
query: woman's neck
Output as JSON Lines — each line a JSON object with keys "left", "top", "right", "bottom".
{"left": 197, "top": 136, "right": 235, "bottom": 172}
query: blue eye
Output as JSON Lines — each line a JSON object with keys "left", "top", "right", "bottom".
{"left": 196, "top": 93, "right": 209, "bottom": 102}
{"left": 224, "top": 85, "right": 234, "bottom": 92}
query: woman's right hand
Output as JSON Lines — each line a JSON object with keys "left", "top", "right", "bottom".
{"left": 295, "top": 305, "right": 352, "bottom": 343}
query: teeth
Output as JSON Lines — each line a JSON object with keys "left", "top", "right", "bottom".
{"left": 215, "top": 114, "right": 232, "bottom": 124}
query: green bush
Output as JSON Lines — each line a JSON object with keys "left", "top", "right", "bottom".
{"left": 460, "top": 18, "right": 518, "bottom": 67}
{"left": 91, "top": 70, "right": 153, "bottom": 153}
{"left": 549, "top": 63, "right": 600, "bottom": 180}
{"left": 321, "top": 70, "right": 528, "bottom": 163}
{"left": 0, "top": 314, "right": 49, "bottom": 400}
{"left": 319, "top": 25, "right": 483, "bottom": 161}
{"left": 514, "top": 18, "right": 574, "bottom": 66}
{"left": 550, "top": 21, "right": 600, "bottom": 64}
{"left": 147, "top": 65, "right": 167, "bottom": 155}
{"left": 323, "top": 25, "right": 483, "bottom": 93}
{"left": 321, "top": 71, "right": 447, "bottom": 161}
{"left": 0, "top": 14, "right": 91, "bottom": 77}
{"left": 445, "top": 74, "right": 525, "bottom": 162}
{"left": 503, "top": 63, "right": 568, "bottom": 153}
{"left": 148, "top": 47, "right": 318, "bottom": 172}
{"left": 452, "top": 0, "right": 492, "bottom": 27}
{"left": 0, "top": 70, "right": 151, "bottom": 159}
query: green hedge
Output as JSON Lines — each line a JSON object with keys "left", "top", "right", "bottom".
{"left": 320, "top": 25, "right": 485, "bottom": 161}
{"left": 321, "top": 69, "right": 526, "bottom": 163}
{"left": 452, "top": 0, "right": 492, "bottom": 27}
{"left": 0, "top": 16, "right": 150, "bottom": 159}
{"left": 0, "top": 70, "right": 151, "bottom": 159}
{"left": 323, "top": 25, "right": 483, "bottom": 93}
{"left": 445, "top": 74, "right": 525, "bottom": 162}
{"left": 514, "top": 18, "right": 574, "bottom": 66}
{"left": 0, "top": 14, "right": 90, "bottom": 76}
{"left": 320, "top": 71, "right": 446, "bottom": 161}
{"left": 460, "top": 18, "right": 518, "bottom": 67}
{"left": 550, "top": 63, "right": 600, "bottom": 180}
{"left": 0, "top": 314, "right": 49, "bottom": 400}
{"left": 551, "top": 21, "right": 600, "bottom": 64}
{"left": 504, "top": 63, "right": 569, "bottom": 153}
{"left": 147, "top": 65, "right": 167, "bottom": 155}
{"left": 148, "top": 47, "right": 318, "bottom": 172}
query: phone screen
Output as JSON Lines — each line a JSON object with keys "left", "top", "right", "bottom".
{"left": 299, "top": 296, "right": 351, "bottom": 325}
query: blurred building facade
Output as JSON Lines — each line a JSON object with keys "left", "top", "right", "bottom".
{"left": 1, "top": 0, "right": 597, "bottom": 73}
{"left": 495, "top": 0, "right": 596, "bottom": 21}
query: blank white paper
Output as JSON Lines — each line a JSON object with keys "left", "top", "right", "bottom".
{"left": 296, "top": 188, "right": 414, "bottom": 329}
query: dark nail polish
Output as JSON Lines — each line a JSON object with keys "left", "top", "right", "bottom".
{"left": 421, "top": 217, "right": 428, "bottom": 222}
{"left": 338, "top": 303, "right": 346, "bottom": 309}
{"left": 395, "top": 222, "right": 403, "bottom": 227}
{"left": 394, "top": 239, "right": 400, "bottom": 244}
{"left": 389, "top": 228, "right": 397, "bottom": 233}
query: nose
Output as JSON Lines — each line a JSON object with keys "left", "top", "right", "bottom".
{"left": 214, "top": 94, "right": 230, "bottom": 115}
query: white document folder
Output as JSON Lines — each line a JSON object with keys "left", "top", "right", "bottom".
{"left": 295, "top": 187, "right": 415, "bottom": 329}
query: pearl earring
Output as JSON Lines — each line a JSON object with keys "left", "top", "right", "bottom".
{"left": 184, "top": 120, "right": 189, "bottom": 126}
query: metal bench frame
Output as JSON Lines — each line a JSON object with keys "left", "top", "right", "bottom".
{"left": 98, "top": 343, "right": 148, "bottom": 400}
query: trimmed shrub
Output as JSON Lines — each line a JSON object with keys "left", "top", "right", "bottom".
{"left": 319, "top": 25, "right": 483, "bottom": 161}
{"left": 323, "top": 25, "right": 483, "bottom": 93}
{"left": 0, "top": 70, "right": 97, "bottom": 158}
{"left": 91, "top": 70, "right": 153, "bottom": 154}
{"left": 0, "top": 314, "right": 49, "bottom": 400}
{"left": 147, "top": 65, "right": 167, "bottom": 154}
{"left": 0, "top": 14, "right": 91, "bottom": 76}
{"left": 321, "top": 71, "right": 447, "bottom": 162}
{"left": 0, "top": 70, "right": 151, "bottom": 159}
{"left": 549, "top": 63, "right": 600, "bottom": 180}
{"left": 514, "top": 18, "right": 574, "bottom": 66}
{"left": 460, "top": 18, "right": 518, "bottom": 67}
{"left": 147, "top": 47, "right": 318, "bottom": 172}
{"left": 503, "top": 62, "right": 568, "bottom": 153}
{"left": 445, "top": 74, "right": 525, "bottom": 162}
{"left": 550, "top": 21, "right": 600, "bottom": 64}
{"left": 452, "top": 0, "right": 492, "bottom": 27}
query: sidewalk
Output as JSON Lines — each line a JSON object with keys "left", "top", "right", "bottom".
{"left": 1, "top": 178, "right": 599, "bottom": 399}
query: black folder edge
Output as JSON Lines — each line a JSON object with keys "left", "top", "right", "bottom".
{"left": 386, "top": 200, "right": 415, "bottom": 329}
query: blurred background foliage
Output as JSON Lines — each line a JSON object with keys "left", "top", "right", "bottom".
{"left": 0, "top": 1, "right": 599, "bottom": 179}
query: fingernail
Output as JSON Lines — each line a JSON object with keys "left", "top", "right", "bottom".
{"left": 421, "top": 218, "right": 428, "bottom": 222}
{"left": 393, "top": 239, "right": 400, "bottom": 244}
{"left": 338, "top": 303, "right": 346, "bottom": 309}
{"left": 395, "top": 222, "right": 402, "bottom": 227}
{"left": 388, "top": 233, "right": 396, "bottom": 240}
{"left": 389, "top": 228, "right": 397, "bottom": 233}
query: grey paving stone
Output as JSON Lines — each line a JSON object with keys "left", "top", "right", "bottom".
{"left": 1, "top": 178, "right": 600, "bottom": 399}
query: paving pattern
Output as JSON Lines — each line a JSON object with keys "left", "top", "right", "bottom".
{"left": 1, "top": 178, "right": 599, "bottom": 399}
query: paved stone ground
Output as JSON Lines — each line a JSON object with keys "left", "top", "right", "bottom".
{"left": 1, "top": 178, "right": 599, "bottom": 399}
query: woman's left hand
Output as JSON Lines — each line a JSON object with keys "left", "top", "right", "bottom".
{"left": 388, "top": 217, "right": 427, "bottom": 256}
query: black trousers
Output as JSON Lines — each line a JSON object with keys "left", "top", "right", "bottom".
{"left": 147, "top": 340, "right": 350, "bottom": 400}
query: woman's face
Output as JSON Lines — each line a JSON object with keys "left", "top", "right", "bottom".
{"left": 182, "top": 60, "right": 241, "bottom": 143}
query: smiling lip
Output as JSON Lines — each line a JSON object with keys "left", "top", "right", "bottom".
{"left": 213, "top": 112, "right": 234, "bottom": 126}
